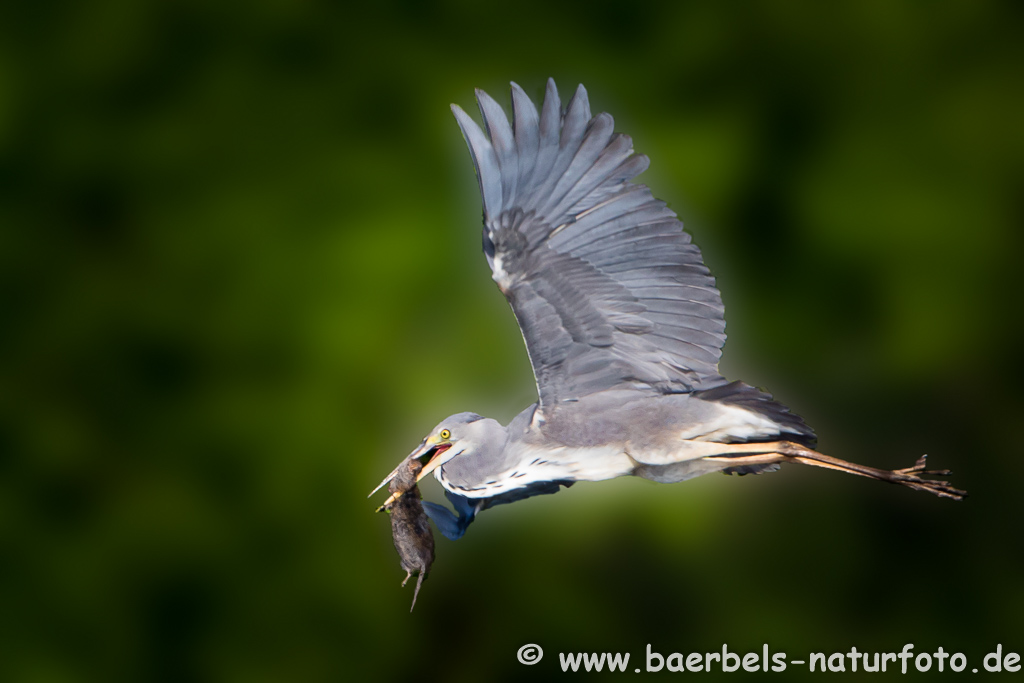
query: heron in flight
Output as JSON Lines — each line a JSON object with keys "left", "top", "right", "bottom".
{"left": 371, "top": 79, "right": 965, "bottom": 541}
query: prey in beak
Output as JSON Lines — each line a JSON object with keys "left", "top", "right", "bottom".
{"left": 370, "top": 437, "right": 453, "bottom": 512}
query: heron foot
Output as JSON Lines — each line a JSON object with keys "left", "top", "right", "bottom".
{"left": 881, "top": 456, "right": 965, "bottom": 500}
{"left": 783, "top": 445, "right": 967, "bottom": 501}
{"left": 894, "top": 454, "right": 952, "bottom": 478}
{"left": 705, "top": 442, "right": 967, "bottom": 501}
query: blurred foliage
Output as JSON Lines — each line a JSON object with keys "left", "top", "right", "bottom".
{"left": 1, "top": 0, "right": 1022, "bottom": 681}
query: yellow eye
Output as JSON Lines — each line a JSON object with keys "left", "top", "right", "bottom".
{"left": 440, "top": 429, "right": 451, "bottom": 440}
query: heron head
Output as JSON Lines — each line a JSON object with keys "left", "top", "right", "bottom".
{"left": 370, "top": 412, "right": 503, "bottom": 505}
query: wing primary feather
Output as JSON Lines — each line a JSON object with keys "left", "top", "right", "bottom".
{"left": 475, "top": 89, "right": 518, "bottom": 209}
{"left": 539, "top": 78, "right": 561, "bottom": 144}
{"left": 539, "top": 113, "right": 616, "bottom": 218}
{"left": 574, "top": 83, "right": 592, "bottom": 122}
{"left": 559, "top": 84, "right": 590, "bottom": 151}
{"left": 544, "top": 131, "right": 634, "bottom": 220}
{"left": 526, "top": 83, "right": 587, "bottom": 214}
{"left": 510, "top": 82, "right": 540, "bottom": 194}
{"left": 451, "top": 104, "right": 503, "bottom": 218}
{"left": 529, "top": 79, "right": 562, "bottom": 203}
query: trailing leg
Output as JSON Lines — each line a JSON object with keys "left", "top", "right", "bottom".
{"left": 704, "top": 441, "right": 966, "bottom": 501}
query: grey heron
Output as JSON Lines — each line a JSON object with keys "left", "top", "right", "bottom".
{"left": 371, "top": 79, "right": 965, "bottom": 541}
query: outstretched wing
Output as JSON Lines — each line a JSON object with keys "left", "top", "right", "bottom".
{"left": 452, "top": 79, "right": 727, "bottom": 416}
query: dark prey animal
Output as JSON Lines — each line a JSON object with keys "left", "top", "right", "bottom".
{"left": 386, "top": 458, "right": 434, "bottom": 612}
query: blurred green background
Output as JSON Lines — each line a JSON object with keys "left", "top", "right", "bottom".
{"left": 1, "top": 1, "right": 1022, "bottom": 681}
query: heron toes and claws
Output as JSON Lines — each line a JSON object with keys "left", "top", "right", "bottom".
{"left": 894, "top": 455, "right": 952, "bottom": 478}
{"left": 888, "top": 456, "right": 966, "bottom": 501}
{"left": 890, "top": 476, "right": 967, "bottom": 501}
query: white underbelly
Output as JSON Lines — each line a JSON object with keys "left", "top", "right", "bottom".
{"left": 437, "top": 444, "right": 634, "bottom": 498}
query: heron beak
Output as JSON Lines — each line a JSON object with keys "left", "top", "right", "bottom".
{"left": 368, "top": 439, "right": 429, "bottom": 499}
{"left": 368, "top": 466, "right": 398, "bottom": 499}
{"left": 371, "top": 438, "right": 452, "bottom": 512}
